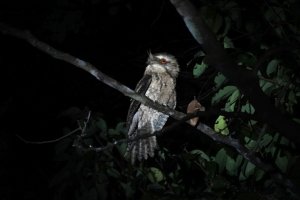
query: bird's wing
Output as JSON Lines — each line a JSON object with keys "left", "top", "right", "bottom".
{"left": 126, "top": 74, "right": 152, "bottom": 134}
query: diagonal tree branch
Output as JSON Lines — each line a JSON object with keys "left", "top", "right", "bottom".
{"left": 0, "top": 22, "right": 184, "bottom": 120}
{"left": 169, "top": 0, "right": 300, "bottom": 145}
{"left": 0, "top": 22, "right": 297, "bottom": 192}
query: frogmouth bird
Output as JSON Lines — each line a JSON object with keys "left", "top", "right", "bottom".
{"left": 126, "top": 52, "right": 179, "bottom": 163}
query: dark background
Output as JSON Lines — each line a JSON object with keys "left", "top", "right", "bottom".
{"left": 0, "top": 0, "right": 201, "bottom": 199}
{"left": 1, "top": 0, "right": 300, "bottom": 199}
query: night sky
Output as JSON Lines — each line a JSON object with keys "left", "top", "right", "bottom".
{"left": 0, "top": 0, "right": 201, "bottom": 199}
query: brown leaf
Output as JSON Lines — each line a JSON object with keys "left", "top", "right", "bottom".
{"left": 186, "top": 99, "right": 205, "bottom": 126}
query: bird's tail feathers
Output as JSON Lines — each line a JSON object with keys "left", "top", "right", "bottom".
{"left": 125, "top": 130, "right": 157, "bottom": 164}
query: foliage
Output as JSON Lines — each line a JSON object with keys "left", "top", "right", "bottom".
{"left": 214, "top": 115, "right": 229, "bottom": 135}
{"left": 51, "top": 115, "right": 298, "bottom": 199}
{"left": 193, "top": 61, "right": 208, "bottom": 78}
{"left": 50, "top": 0, "right": 300, "bottom": 199}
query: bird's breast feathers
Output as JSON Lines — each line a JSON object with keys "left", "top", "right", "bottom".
{"left": 145, "top": 74, "right": 176, "bottom": 107}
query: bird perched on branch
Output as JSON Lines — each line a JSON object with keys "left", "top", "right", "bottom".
{"left": 126, "top": 52, "right": 179, "bottom": 164}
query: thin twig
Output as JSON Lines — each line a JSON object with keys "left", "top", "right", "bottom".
{"left": 16, "top": 111, "right": 92, "bottom": 144}
{"left": 16, "top": 128, "right": 81, "bottom": 144}
{"left": 150, "top": 0, "right": 166, "bottom": 28}
{"left": 81, "top": 110, "right": 91, "bottom": 135}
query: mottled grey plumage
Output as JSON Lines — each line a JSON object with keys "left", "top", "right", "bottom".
{"left": 126, "top": 52, "right": 179, "bottom": 163}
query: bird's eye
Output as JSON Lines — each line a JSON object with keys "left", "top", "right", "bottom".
{"left": 159, "top": 58, "right": 168, "bottom": 64}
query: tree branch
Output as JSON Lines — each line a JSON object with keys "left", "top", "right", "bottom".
{"left": 0, "top": 22, "right": 184, "bottom": 120}
{"left": 169, "top": 0, "right": 300, "bottom": 145}
{"left": 16, "top": 128, "right": 81, "bottom": 144}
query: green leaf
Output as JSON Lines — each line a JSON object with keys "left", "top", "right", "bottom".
{"left": 261, "top": 81, "right": 275, "bottom": 95}
{"left": 273, "top": 133, "right": 280, "bottom": 142}
{"left": 260, "top": 134, "right": 273, "bottom": 147}
{"left": 239, "top": 173, "right": 247, "bottom": 181}
{"left": 223, "top": 36, "right": 234, "bottom": 48}
{"left": 225, "top": 155, "right": 238, "bottom": 176}
{"left": 255, "top": 169, "right": 265, "bottom": 181}
{"left": 239, "top": 162, "right": 248, "bottom": 181}
{"left": 158, "top": 150, "right": 166, "bottom": 160}
{"left": 215, "top": 148, "right": 227, "bottom": 173}
{"left": 266, "top": 59, "right": 279, "bottom": 76}
{"left": 108, "top": 128, "right": 119, "bottom": 136}
{"left": 214, "top": 115, "right": 229, "bottom": 135}
{"left": 107, "top": 168, "right": 121, "bottom": 178}
{"left": 275, "top": 153, "right": 288, "bottom": 173}
{"left": 244, "top": 136, "right": 257, "bottom": 149}
{"left": 117, "top": 143, "right": 127, "bottom": 155}
{"left": 214, "top": 73, "right": 226, "bottom": 88}
{"left": 220, "top": 17, "right": 231, "bottom": 37}
{"left": 213, "top": 13, "right": 223, "bottom": 33}
{"left": 266, "top": 146, "right": 277, "bottom": 157}
{"left": 280, "top": 137, "right": 289, "bottom": 146}
{"left": 115, "top": 122, "right": 126, "bottom": 134}
{"left": 194, "top": 51, "right": 205, "bottom": 57}
{"left": 200, "top": 6, "right": 223, "bottom": 33}
{"left": 96, "top": 118, "right": 107, "bottom": 132}
{"left": 147, "top": 167, "right": 164, "bottom": 183}
{"left": 225, "top": 89, "right": 240, "bottom": 112}
{"left": 190, "top": 149, "right": 211, "bottom": 161}
{"left": 236, "top": 155, "right": 243, "bottom": 167}
{"left": 245, "top": 161, "right": 256, "bottom": 177}
{"left": 241, "top": 103, "right": 255, "bottom": 114}
{"left": 288, "top": 91, "right": 297, "bottom": 104}
{"left": 212, "top": 86, "right": 238, "bottom": 104}
{"left": 237, "top": 52, "right": 257, "bottom": 67}
{"left": 193, "top": 62, "right": 208, "bottom": 78}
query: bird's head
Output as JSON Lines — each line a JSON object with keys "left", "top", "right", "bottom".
{"left": 145, "top": 52, "right": 179, "bottom": 78}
